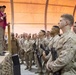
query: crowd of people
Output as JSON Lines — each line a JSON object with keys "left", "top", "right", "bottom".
{"left": 3, "top": 21, "right": 76, "bottom": 75}
{"left": 0, "top": 5, "right": 76, "bottom": 75}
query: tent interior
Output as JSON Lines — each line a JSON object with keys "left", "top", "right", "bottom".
{"left": 0, "top": 0, "right": 76, "bottom": 34}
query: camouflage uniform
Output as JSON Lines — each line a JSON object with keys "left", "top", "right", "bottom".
{"left": 0, "top": 53, "right": 13, "bottom": 75}
{"left": 45, "top": 35, "right": 60, "bottom": 60}
{"left": 35, "top": 37, "right": 48, "bottom": 72}
{"left": 44, "top": 35, "right": 60, "bottom": 75}
{"left": 18, "top": 38, "right": 26, "bottom": 63}
{"left": 23, "top": 39, "right": 33, "bottom": 70}
{"left": 11, "top": 38, "right": 20, "bottom": 55}
{"left": 46, "top": 31, "right": 76, "bottom": 75}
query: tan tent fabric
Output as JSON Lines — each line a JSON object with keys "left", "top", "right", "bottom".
{"left": 0, "top": 0, "right": 76, "bottom": 33}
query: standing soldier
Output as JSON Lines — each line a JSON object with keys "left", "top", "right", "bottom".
{"left": 11, "top": 33, "right": 21, "bottom": 75}
{"left": 11, "top": 33, "right": 20, "bottom": 55}
{"left": 43, "top": 25, "right": 60, "bottom": 60}
{"left": 23, "top": 35, "right": 33, "bottom": 70}
{"left": 31, "top": 34, "right": 37, "bottom": 65}
{"left": 19, "top": 33, "right": 27, "bottom": 49}
{"left": 38, "top": 30, "right": 46, "bottom": 57}
{"left": 46, "top": 14, "right": 76, "bottom": 75}
{"left": 19, "top": 33, "right": 27, "bottom": 64}
{"left": 42, "top": 25, "right": 60, "bottom": 75}
{"left": 35, "top": 30, "right": 47, "bottom": 73}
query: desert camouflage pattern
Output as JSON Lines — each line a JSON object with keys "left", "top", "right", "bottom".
{"left": 0, "top": 53, "right": 13, "bottom": 75}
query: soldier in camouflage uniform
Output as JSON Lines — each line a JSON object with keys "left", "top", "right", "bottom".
{"left": 11, "top": 33, "right": 20, "bottom": 55}
{"left": 23, "top": 34, "right": 33, "bottom": 70}
{"left": 42, "top": 26, "right": 60, "bottom": 75}
{"left": 46, "top": 14, "right": 76, "bottom": 75}
{"left": 34, "top": 30, "right": 47, "bottom": 73}
{"left": 19, "top": 33, "right": 27, "bottom": 64}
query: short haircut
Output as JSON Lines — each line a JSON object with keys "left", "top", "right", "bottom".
{"left": 53, "top": 25, "right": 60, "bottom": 34}
{"left": 53, "top": 25, "right": 60, "bottom": 29}
{"left": 61, "top": 14, "right": 74, "bottom": 25}
{"left": 41, "top": 30, "right": 46, "bottom": 35}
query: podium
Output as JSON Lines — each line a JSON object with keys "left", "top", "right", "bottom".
{"left": 12, "top": 54, "right": 21, "bottom": 75}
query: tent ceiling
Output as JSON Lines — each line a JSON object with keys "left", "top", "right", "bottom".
{"left": 0, "top": 0, "right": 76, "bottom": 6}
{"left": 0, "top": 0, "right": 76, "bottom": 24}
{"left": 0, "top": 0, "right": 76, "bottom": 33}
